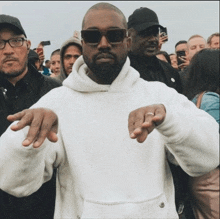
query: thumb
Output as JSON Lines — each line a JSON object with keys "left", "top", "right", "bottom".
{"left": 47, "top": 131, "right": 58, "bottom": 142}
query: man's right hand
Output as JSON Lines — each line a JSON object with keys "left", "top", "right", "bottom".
{"left": 7, "top": 108, "right": 58, "bottom": 148}
{"left": 178, "top": 56, "right": 190, "bottom": 69}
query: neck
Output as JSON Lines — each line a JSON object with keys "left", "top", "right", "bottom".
{"left": 7, "top": 67, "right": 28, "bottom": 86}
{"left": 86, "top": 68, "right": 116, "bottom": 85}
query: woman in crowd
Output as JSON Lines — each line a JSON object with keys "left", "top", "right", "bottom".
{"left": 183, "top": 48, "right": 219, "bottom": 219}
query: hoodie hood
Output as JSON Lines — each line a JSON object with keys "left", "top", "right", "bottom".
{"left": 57, "top": 31, "right": 82, "bottom": 82}
{"left": 63, "top": 56, "right": 140, "bottom": 93}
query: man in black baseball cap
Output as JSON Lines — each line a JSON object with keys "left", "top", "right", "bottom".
{"left": 127, "top": 7, "right": 183, "bottom": 94}
{"left": 128, "top": 8, "right": 192, "bottom": 217}
{"left": 0, "top": 14, "right": 60, "bottom": 219}
{"left": 128, "top": 7, "right": 164, "bottom": 34}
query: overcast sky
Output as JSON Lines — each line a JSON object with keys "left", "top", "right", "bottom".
{"left": 0, "top": 1, "right": 219, "bottom": 60}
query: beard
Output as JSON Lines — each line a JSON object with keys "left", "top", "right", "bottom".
{"left": 83, "top": 51, "right": 127, "bottom": 84}
{"left": 0, "top": 60, "right": 28, "bottom": 79}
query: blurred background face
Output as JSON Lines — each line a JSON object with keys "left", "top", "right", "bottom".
{"left": 210, "top": 36, "right": 219, "bottom": 49}
{"left": 63, "top": 45, "right": 81, "bottom": 75}
{"left": 175, "top": 43, "right": 187, "bottom": 53}
{"left": 50, "top": 54, "right": 60, "bottom": 74}
{"left": 130, "top": 26, "right": 160, "bottom": 57}
{"left": 187, "top": 37, "right": 206, "bottom": 61}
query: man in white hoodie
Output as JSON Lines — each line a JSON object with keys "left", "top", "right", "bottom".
{"left": 0, "top": 3, "right": 219, "bottom": 219}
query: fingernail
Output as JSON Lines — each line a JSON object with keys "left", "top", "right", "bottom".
{"left": 130, "top": 133, "right": 135, "bottom": 138}
{"left": 11, "top": 124, "right": 18, "bottom": 129}
{"left": 33, "top": 141, "right": 40, "bottom": 148}
{"left": 22, "top": 139, "right": 30, "bottom": 146}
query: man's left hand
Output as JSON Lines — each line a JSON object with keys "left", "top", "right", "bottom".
{"left": 128, "top": 104, "right": 166, "bottom": 143}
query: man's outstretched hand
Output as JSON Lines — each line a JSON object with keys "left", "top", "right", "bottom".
{"left": 128, "top": 104, "right": 166, "bottom": 143}
{"left": 7, "top": 108, "right": 58, "bottom": 148}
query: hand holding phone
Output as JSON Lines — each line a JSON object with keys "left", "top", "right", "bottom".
{"left": 176, "top": 50, "right": 190, "bottom": 69}
{"left": 176, "top": 50, "right": 186, "bottom": 66}
{"left": 160, "top": 27, "right": 168, "bottom": 42}
{"left": 36, "top": 48, "right": 44, "bottom": 56}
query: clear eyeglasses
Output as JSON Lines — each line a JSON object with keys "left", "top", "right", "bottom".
{"left": 0, "top": 37, "right": 27, "bottom": 49}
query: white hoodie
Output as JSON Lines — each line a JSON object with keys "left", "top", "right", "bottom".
{"left": 0, "top": 56, "right": 219, "bottom": 219}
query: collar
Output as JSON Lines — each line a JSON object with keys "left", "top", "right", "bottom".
{"left": 0, "top": 64, "right": 44, "bottom": 93}
{"left": 63, "top": 56, "right": 140, "bottom": 93}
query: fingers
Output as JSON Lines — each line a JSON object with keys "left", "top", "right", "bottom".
{"left": 136, "top": 111, "right": 156, "bottom": 143}
{"left": 32, "top": 113, "right": 58, "bottom": 148}
{"left": 129, "top": 106, "right": 155, "bottom": 142}
{"left": 159, "top": 35, "right": 168, "bottom": 43}
{"left": 128, "top": 104, "right": 166, "bottom": 143}
{"left": 8, "top": 110, "right": 32, "bottom": 131}
{"left": 128, "top": 108, "right": 145, "bottom": 138}
{"left": 23, "top": 110, "right": 44, "bottom": 147}
{"left": 143, "top": 105, "right": 166, "bottom": 127}
{"left": 7, "top": 108, "right": 59, "bottom": 148}
{"left": 7, "top": 110, "right": 26, "bottom": 122}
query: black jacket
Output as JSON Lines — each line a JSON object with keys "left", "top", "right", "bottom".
{"left": 129, "top": 53, "right": 183, "bottom": 94}
{"left": 0, "top": 64, "right": 61, "bottom": 219}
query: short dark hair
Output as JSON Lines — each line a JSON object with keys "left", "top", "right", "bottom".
{"left": 82, "top": 2, "right": 127, "bottom": 30}
{"left": 183, "top": 48, "right": 219, "bottom": 100}
{"left": 50, "top": 49, "right": 60, "bottom": 59}
{"left": 156, "top": 50, "right": 171, "bottom": 64}
{"left": 45, "top": 60, "right": 50, "bottom": 64}
{"left": 175, "top": 40, "right": 187, "bottom": 48}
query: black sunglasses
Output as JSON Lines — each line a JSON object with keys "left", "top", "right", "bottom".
{"left": 81, "top": 29, "right": 127, "bottom": 45}
{"left": 138, "top": 27, "right": 159, "bottom": 38}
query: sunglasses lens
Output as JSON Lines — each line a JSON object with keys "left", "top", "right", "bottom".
{"left": 138, "top": 27, "right": 159, "bottom": 37}
{"left": 107, "top": 30, "right": 125, "bottom": 43}
{"left": 82, "top": 30, "right": 101, "bottom": 44}
{"left": 81, "top": 29, "right": 126, "bottom": 44}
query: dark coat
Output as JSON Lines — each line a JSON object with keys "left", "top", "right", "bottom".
{"left": 129, "top": 53, "right": 183, "bottom": 94}
{"left": 0, "top": 64, "right": 61, "bottom": 219}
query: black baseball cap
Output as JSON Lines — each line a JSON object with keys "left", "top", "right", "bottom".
{"left": 0, "top": 14, "right": 27, "bottom": 37}
{"left": 128, "top": 7, "right": 164, "bottom": 32}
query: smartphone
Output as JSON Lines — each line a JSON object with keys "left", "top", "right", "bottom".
{"left": 160, "top": 27, "right": 168, "bottom": 42}
{"left": 176, "top": 50, "right": 186, "bottom": 65}
{"left": 36, "top": 48, "right": 44, "bottom": 56}
{"left": 41, "top": 41, "right": 51, "bottom": 46}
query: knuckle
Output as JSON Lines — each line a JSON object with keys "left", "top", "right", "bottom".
{"left": 30, "top": 120, "right": 41, "bottom": 128}
{"left": 134, "top": 116, "right": 143, "bottom": 124}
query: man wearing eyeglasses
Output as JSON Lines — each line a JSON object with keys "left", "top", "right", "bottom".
{"left": 0, "top": 3, "right": 219, "bottom": 219}
{"left": 0, "top": 14, "right": 61, "bottom": 219}
{"left": 128, "top": 7, "right": 182, "bottom": 94}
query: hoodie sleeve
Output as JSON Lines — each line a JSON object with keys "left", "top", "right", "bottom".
{"left": 0, "top": 124, "right": 65, "bottom": 198}
{"left": 155, "top": 85, "right": 219, "bottom": 177}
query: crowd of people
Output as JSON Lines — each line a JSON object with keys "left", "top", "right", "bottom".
{"left": 0, "top": 2, "right": 219, "bottom": 219}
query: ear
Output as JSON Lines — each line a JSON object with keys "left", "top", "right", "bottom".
{"left": 27, "top": 40, "right": 31, "bottom": 50}
{"left": 126, "top": 36, "right": 132, "bottom": 51}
